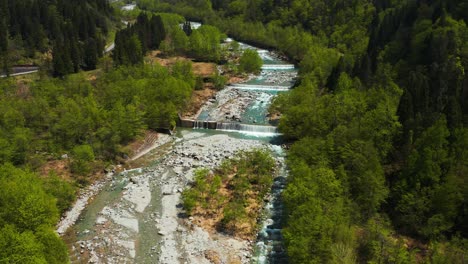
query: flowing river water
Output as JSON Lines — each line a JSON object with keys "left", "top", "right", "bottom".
{"left": 65, "top": 36, "right": 297, "bottom": 264}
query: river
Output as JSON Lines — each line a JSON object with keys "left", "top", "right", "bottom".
{"left": 65, "top": 37, "right": 297, "bottom": 264}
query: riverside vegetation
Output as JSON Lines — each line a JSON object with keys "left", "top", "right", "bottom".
{"left": 182, "top": 149, "right": 276, "bottom": 239}
{"left": 0, "top": 0, "right": 467, "bottom": 263}
{"left": 138, "top": 0, "right": 468, "bottom": 263}
{"left": 0, "top": 2, "right": 266, "bottom": 261}
{"left": 0, "top": 63, "right": 194, "bottom": 262}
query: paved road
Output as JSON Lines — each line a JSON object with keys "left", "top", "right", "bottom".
{"left": 105, "top": 42, "right": 115, "bottom": 53}
{"left": 0, "top": 66, "right": 39, "bottom": 78}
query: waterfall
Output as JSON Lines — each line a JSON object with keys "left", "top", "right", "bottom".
{"left": 261, "top": 64, "right": 295, "bottom": 70}
{"left": 256, "top": 50, "right": 275, "bottom": 61}
{"left": 216, "top": 122, "right": 280, "bottom": 136}
{"left": 191, "top": 120, "right": 281, "bottom": 137}
{"left": 193, "top": 120, "right": 205, "bottom": 129}
{"left": 192, "top": 120, "right": 217, "bottom": 129}
{"left": 230, "top": 84, "right": 290, "bottom": 91}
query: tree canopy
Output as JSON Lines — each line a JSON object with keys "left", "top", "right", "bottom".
{"left": 148, "top": 0, "right": 468, "bottom": 262}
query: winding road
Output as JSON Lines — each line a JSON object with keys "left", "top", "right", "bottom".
{"left": 0, "top": 66, "right": 39, "bottom": 78}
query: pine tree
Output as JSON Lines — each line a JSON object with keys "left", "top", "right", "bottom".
{"left": 84, "top": 38, "right": 98, "bottom": 70}
{"left": 0, "top": 0, "right": 9, "bottom": 76}
{"left": 150, "top": 15, "right": 166, "bottom": 49}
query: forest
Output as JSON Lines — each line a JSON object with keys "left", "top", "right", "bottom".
{"left": 0, "top": 6, "right": 192, "bottom": 256}
{"left": 143, "top": 0, "right": 468, "bottom": 262}
{"left": 0, "top": 0, "right": 466, "bottom": 262}
{"left": 0, "top": 62, "right": 195, "bottom": 260}
{"left": 0, "top": 0, "right": 114, "bottom": 76}
{"left": 112, "top": 11, "right": 225, "bottom": 65}
{"left": 0, "top": 1, "right": 236, "bottom": 260}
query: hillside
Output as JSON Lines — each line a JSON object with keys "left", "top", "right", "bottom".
{"left": 141, "top": 0, "right": 468, "bottom": 262}
{"left": 0, "top": 0, "right": 113, "bottom": 76}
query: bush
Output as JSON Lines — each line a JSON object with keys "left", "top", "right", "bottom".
{"left": 239, "top": 49, "right": 262, "bottom": 74}
{"left": 181, "top": 149, "right": 276, "bottom": 237}
{"left": 42, "top": 173, "right": 76, "bottom": 214}
{"left": 211, "top": 72, "right": 227, "bottom": 90}
{"left": 182, "top": 189, "right": 198, "bottom": 215}
{"left": 70, "top": 144, "right": 95, "bottom": 175}
{"left": 195, "top": 76, "right": 204, "bottom": 90}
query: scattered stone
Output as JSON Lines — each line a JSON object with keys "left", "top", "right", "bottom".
{"left": 129, "top": 177, "right": 138, "bottom": 184}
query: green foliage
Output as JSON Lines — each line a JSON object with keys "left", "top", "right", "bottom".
{"left": 42, "top": 173, "right": 76, "bottom": 214}
{"left": 283, "top": 164, "right": 346, "bottom": 263}
{"left": 188, "top": 25, "right": 223, "bottom": 62}
{"left": 1, "top": 0, "right": 110, "bottom": 74}
{"left": 35, "top": 226, "right": 69, "bottom": 264}
{"left": 114, "top": 13, "right": 166, "bottom": 66}
{"left": 0, "top": 164, "right": 58, "bottom": 231}
{"left": 70, "top": 144, "right": 95, "bottom": 175}
{"left": 299, "top": 47, "right": 340, "bottom": 86}
{"left": 0, "top": 63, "right": 192, "bottom": 167}
{"left": 238, "top": 49, "right": 262, "bottom": 74}
{"left": 392, "top": 117, "right": 466, "bottom": 239}
{"left": 358, "top": 216, "right": 417, "bottom": 264}
{"left": 171, "top": 60, "right": 195, "bottom": 88}
{"left": 0, "top": 164, "right": 68, "bottom": 263}
{"left": 182, "top": 149, "right": 275, "bottom": 236}
{"left": 0, "top": 225, "right": 48, "bottom": 264}
{"left": 194, "top": 76, "right": 204, "bottom": 90}
{"left": 2, "top": 0, "right": 467, "bottom": 262}
{"left": 428, "top": 238, "right": 468, "bottom": 264}
{"left": 210, "top": 71, "right": 227, "bottom": 90}
{"left": 161, "top": 26, "right": 189, "bottom": 55}
{"left": 117, "top": 0, "right": 467, "bottom": 262}
{"left": 0, "top": 61, "right": 194, "bottom": 263}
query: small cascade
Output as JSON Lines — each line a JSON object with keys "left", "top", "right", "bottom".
{"left": 256, "top": 49, "right": 274, "bottom": 60}
{"left": 193, "top": 120, "right": 206, "bottom": 129}
{"left": 230, "top": 84, "right": 290, "bottom": 91}
{"left": 216, "top": 122, "right": 280, "bottom": 136}
{"left": 179, "top": 21, "right": 202, "bottom": 30}
{"left": 261, "top": 64, "right": 295, "bottom": 70}
{"left": 192, "top": 120, "right": 217, "bottom": 129}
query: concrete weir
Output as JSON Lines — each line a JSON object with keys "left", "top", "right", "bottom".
{"left": 178, "top": 116, "right": 279, "bottom": 135}
{"left": 178, "top": 118, "right": 217, "bottom": 129}
{"left": 261, "top": 64, "right": 295, "bottom": 70}
{"left": 230, "top": 83, "right": 290, "bottom": 91}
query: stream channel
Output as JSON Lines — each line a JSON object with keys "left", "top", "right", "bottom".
{"left": 66, "top": 34, "right": 297, "bottom": 264}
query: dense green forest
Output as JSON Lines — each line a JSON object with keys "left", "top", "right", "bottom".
{"left": 112, "top": 10, "right": 226, "bottom": 65}
{"left": 0, "top": 2, "right": 245, "bottom": 261}
{"left": 0, "top": 63, "right": 194, "bottom": 167}
{"left": 0, "top": 64, "right": 195, "bottom": 261}
{"left": 113, "top": 13, "right": 166, "bottom": 65}
{"left": 0, "top": 0, "right": 113, "bottom": 76}
{"left": 144, "top": 0, "right": 468, "bottom": 262}
{"left": 1, "top": 0, "right": 467, "bottom": 262}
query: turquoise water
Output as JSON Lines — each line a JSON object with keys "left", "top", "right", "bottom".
{"left": 69, "top": 40, "right": 292, "bottom": 264}
{"left": 196, "top": 49, "right": 297, "bottom": 127}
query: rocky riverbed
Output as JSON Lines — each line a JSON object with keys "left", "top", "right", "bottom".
{"left": 198, "top": 87, "right": 274, "bottom": 123}
{"left": 69, "top": 130, "right": 277, "bottom": 263}
{"left": 256, "top": 70, "right": 297, "bottom": 86}
{"left": 65, "top": 37, "right": 296, "bottom": 263}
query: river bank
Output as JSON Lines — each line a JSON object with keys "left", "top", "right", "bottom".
{"left": 66, "top": 130, "right": 278, "bottom": 263}
{"left": 63, "top": 35, "right": 296, "bottom": 263}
